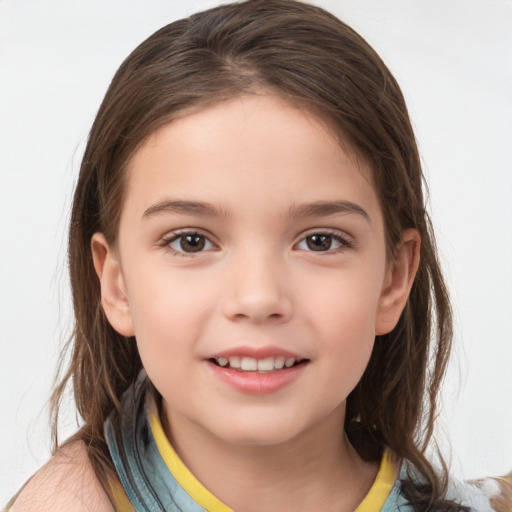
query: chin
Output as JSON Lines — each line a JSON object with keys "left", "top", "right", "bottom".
{"left": 207, "top": 414, "right": 313, "bottom": 448}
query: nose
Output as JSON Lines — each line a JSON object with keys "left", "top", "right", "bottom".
{"left": 221, "top": 249, "right": 293, "bottom": 324}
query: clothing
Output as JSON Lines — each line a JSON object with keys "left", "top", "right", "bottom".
{"left": 104, "top": 372, "right": 511, "bottom": 512}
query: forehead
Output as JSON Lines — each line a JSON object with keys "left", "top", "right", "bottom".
{"left": 122, "top": 94, "right": 379, "bottom": 223}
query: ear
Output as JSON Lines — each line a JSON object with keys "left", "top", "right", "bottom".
{"left": 375, "top": 229, "right": 421, "bottom": 335}
{"left": 91, "top": 233, "right": 135, "bottom": 337}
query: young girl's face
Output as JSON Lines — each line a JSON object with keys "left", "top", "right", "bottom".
{"left": 95, "top": 94, "right": 407, "bottom": 448}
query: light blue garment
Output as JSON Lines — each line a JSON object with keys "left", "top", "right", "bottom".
{"left": 104, "top": 372, "right": 501, "bottom": 512}
{"left": 105, "top": 372, "right": 207, "bottom": 512}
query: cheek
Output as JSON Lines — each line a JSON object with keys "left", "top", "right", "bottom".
{"left": 322, "top": 297, "right": 377, "bottom": 373}
{"left": 125, "top": 264, "right": 217, "bottom": 365}
{"left": 304, "top": 264, "right": 384, "bottom": 332}
{"left": 303, "top": 271, "right": 382, "bottom": 383}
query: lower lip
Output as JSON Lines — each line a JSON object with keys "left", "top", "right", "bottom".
{"left": 207, "top": 361, "right": 307, "bottom": 395}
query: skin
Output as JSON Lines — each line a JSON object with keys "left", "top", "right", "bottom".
{"left": 12, "top": 94, "right": 419, "bottom": 511}
{"left": 10, "top": 441, "right": 113, "bottom": 511}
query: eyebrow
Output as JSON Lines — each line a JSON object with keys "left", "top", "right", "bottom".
{"left": 142, "top": 200, "right": 232, "bottom": 219}
{"left": 142, "top": 199, "right": 370, "bottom": 222}
{"left": 286, "top": 200, "right": 370, "bottom": 222}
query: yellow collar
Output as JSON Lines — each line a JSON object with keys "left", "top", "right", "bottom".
{"left": 148, "top": 400, "right": 397, "bottom": 512}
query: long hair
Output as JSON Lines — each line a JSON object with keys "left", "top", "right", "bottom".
{"left": 52, "top": 1, "right": 458, "bottom": 509}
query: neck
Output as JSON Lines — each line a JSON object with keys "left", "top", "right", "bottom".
{"left": 162, "top": 404, "right": 379, "bottom": 512}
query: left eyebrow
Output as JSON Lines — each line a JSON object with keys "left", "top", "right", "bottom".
{"left": 142, "top": 199, "right": 232, "bottom": 220}
{"left": 286, "top": 200, "right": 370, "bottom": 222}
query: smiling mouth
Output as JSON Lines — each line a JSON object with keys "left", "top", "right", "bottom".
{"left": 209, "top": 356, "right": 306, "bottom": 373}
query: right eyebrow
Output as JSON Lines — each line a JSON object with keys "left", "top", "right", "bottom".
{"left": 286, "top": 200, "right": 370, "bottom": 223}
{"left": 142, "top": 200, "right": 232, "bottom": 220}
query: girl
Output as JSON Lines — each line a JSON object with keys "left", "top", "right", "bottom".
{"left": 5, "top": 1, "right": 511, "bottom": 511}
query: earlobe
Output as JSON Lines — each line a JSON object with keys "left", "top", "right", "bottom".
{"left": 375, "top": 229, "right": 421, "bottom": 335}
{"left": 91, "top": 233, "right": 135, "bottom": 337}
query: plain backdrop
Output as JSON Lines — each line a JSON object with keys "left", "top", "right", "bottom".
{"left": 1, "top": 0, "right": 511, "bottom": 504}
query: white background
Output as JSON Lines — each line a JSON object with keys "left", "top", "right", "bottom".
{"left": 1, "top": 0, "right": 511, "bottom": 504}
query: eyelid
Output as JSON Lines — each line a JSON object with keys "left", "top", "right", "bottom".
{"left": 294, "top": 228, "right": 354, "bottom": 253}
{"left": 161, "top": 228, "right": 218, "bottom": 257}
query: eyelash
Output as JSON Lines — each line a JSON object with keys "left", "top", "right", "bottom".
{"left": 161, "top": 229, "right": 353, "bottom": 258}
{"left": 161, "top": 230, "right": 215, "bottom": 258}
{"left": 295, "top": 230, "right": 353, "bottom": 254}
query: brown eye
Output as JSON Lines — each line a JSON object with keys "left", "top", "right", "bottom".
{"left": 179, "top": 234, "right": 205, "bottom": 252}
{"left": 306, "top": 234, "right": 333, "bottom": 251}
{"left": 166, "top": 232, "right": 214, "bottom": 254}
{"left": 296, "top": 232, "right": 351, "bottom": 253}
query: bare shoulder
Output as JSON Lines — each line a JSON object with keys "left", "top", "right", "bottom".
{"left": 10, "top": 440, "right": 114, "bottom": 512}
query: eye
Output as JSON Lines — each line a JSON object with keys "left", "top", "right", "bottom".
{"left": 163, "top": 231, "right": 216, "bottom": 255}
{"left": 296, "top": 231, "right": 352, "bottom": 253}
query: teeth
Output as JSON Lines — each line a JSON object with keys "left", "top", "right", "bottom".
{"left": 214, "top": 356, "right": 300, "bottom": 371}
{"left": 274, "top": 356, "right": 285, "bottom": 369}
{"left": 241, "top": 357, "right": 258, "bottom": 371}
{"left": 257, "top": 357, "right": 274, "bottom": 371}
{"left": 285, "top": 358, "right": 295, "bottom": 368}
{"left": 228, "top": 356, "right": 241, "bottom": 369}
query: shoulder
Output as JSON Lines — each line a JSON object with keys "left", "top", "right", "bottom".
{"left": 9, "top": 440, "right": 115, "bottom": 512}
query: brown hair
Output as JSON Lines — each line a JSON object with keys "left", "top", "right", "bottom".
{"left": 52, "top": 1, "right": 460, "bottom": 509}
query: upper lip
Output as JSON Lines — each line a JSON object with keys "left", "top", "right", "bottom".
{"left": 209, "top": 346, "right": 304, "bottom": 360}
